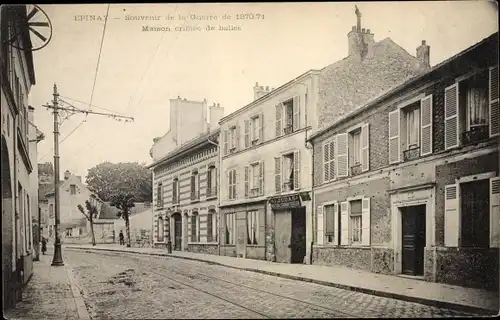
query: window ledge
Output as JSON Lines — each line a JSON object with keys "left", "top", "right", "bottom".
{"left": 206, "top": 195, "right": 217, "bottom": 200}
{"left": 190, "top": 199, "right": 200, "bottom": 204}
{"left": 188, "top": 242, "right": 214, "bottom": 245}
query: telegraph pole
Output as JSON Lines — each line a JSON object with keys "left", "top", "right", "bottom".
{"left": 44, "top": 83, "right": 134, "bottom": 266}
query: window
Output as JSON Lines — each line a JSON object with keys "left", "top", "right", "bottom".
{"left": 325, "top": 204, "right": 336, "bottom": 243}
{"left": 284, "top": 100, "right": 294, "bottom": 134}
{"left": 405, "top": 103, "right": 421, "bottom": 149}
{"left": 461, "top": 73, "right": 489, "bottom": 131}
{"left": 157, "top": 182, "right": 163, "bottom": 207}
{"left": 172, "top": 178, "right": 179, "bottom": 204}
{"left": 276, "top": 96, "right": 300, "bottom": 137}
{"left": 283, "top": 153, "right": 295, "bottom": 191}
{"left": 49, "top": 203, "right": 54, "bottom": 218}
{"left": 191, "top": 171, "right": 199, "bottom": 201}
{"left": 228, "top": 169, "right": 237, "bottom": 200}
{"left": 247, "top": 210, "right": 258, "bottom": 245}
{"left": 461, "top": 180, "right": 489, "bottom": 247}
{"left": 251, "top": 116, "right": 259, "bottom": 142}
{"left": 229, "top": 126, "right": 237, "bottom": 151}
{"left": 70, "top": 184, "right": 76, "bottom": 195}
{"left": 66, "top": 228, "right": 72, "bottom": 237}
{"left": 207, "top": 212, "right": 213, "bottom": 242}
{"left": 157, "top": 217, "right": 164, "bottom": 242}
{"left": 225, "top": 213, "right": 236, "bottom": 245}
{"left": 350, "top": 200, "right": 362, "bottom": 244}
{"left": 349, "top": 128, "right": 362, "bottom": 167}
{"left": 207, "top": 166, "right": 217, "bottom": 198}
{"left": 191, "top": 212, "right": 199, "bottom": 242}
{"left": 323, "top": 140, "right": 335, "bottom": 183}
{"left": 49, "top": 225, "right": 53, "bottom": 237}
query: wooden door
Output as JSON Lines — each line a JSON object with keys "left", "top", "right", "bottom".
{"left": 174, "top": 215, "right": 182, "bottom": 251}
{"left": 291, "top": 208, "right": 307, "bottom": 264}
{"left": 275, "top": 210, "right": 292, "bottom": 263}
{"left": 402, "top": 205, "right": 426, "bottom": 276}
{"left": 236, "top": 213, "right": 246, "bottom": 258}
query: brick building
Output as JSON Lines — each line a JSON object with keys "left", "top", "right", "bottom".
{"left": 149, "top": 98, "right": 223, "bottom": 254}
{"left": 308, "top": 32, "right": 499, "bottom": 290}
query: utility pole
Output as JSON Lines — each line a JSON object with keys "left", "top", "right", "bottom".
{"left": 43, "top": 83, "right": 134, "bottom": 266}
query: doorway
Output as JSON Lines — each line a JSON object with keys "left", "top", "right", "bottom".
{"left": 401, "top": 205, "right": 426, "bottom": 276}
{"left": 291, "top": 207, "right": 306, "bottom": 264}
{"left": 173, "top": 213, "right": 182, "bottom": 251}
{"left": 274, "top": 207, "right": 306, "bottom": 264}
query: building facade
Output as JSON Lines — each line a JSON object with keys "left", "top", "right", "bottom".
{"left": 1, "top": 5, "right": 38, "bottom": 309}
{"left": 309, "top": 32, "right": 499, "bottom": 290}
{"left": 219, "top": 74, "right": 319, "bottom": 263}
{"left": 149, "top": 98, "right": 223, "bottom": 254}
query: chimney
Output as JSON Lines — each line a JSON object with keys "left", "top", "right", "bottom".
{"left": 416, "top": 40, "right": 430, "bottom": 69}
{"left": 347, "top": 5, "right": 375, "bottom": 60}
{"left": 209, "top": 102, "right": 224, "bottom": 129}
{"left": 253, "top": 82, "right": 271, "bottom": 101}
{"left": 64, "top": 170, "right": 71, "bottom": 180}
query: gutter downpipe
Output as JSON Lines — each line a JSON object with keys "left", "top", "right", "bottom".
{"left": 206, "top": 134, "right": 220, "bottom": 256}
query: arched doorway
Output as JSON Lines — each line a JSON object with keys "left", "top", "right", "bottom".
{"left": 171, "top": 212, "right": 182, "bottom": 251}
{"left": 1, "top": 135, "right": 14, "bottom": 309}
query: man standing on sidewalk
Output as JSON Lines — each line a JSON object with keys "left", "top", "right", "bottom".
{"left": 119, "top": 230, "right": 124, "bottom": 245}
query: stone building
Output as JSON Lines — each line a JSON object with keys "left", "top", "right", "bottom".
{"left": 1, "top": 5, "right": 39, "bottom": 309}
{"left": 217, "top": 7, "right": 430, "bottom": 264}
{"left": 308, "top": 32, "right": 498, "bottom": 290}
{"left": 149, "top": 98, "right": 223, "bottom": 254}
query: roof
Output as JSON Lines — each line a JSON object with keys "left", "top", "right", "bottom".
{"left": 147, "top": 128, "right": 220, "bottom": 169}
{"left": 38, "top": 183, "right": 54, "bottom": 200}
{"left": 309, "top": 32, "right": 499, "bottom": 141}
{"left": 316, "top": 37, "right": 426, "bottom": 131}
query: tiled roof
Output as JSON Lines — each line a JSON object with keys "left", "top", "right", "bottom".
{"left": 317, "top": 37, "right": 427, "bottom": 130}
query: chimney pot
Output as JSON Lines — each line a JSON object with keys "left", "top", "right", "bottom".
{"left": 255, "top": 82, "right": 259, "bottom": 86}
{"left": 217, "top": 103, "right": 220, "bottom": 107}
{"left": 259, "top": 86, "right": 263, "bottom": 90}
{"left": 422, "top": 40, "right": 426, "bottom": 45}
{"left": 265, "top": 86, "right": 269, "bottom": 91}
{"left": 367, "top": 29, "right": 370, "bottom": 34}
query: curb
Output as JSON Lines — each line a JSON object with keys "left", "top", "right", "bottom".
{"left": 64, "top": 263, "right": 91, "bottom": 320}
{"left": 66, "top": 246, "right": 498, "bottom": 316}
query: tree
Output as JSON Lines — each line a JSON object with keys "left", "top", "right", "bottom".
{"left": 85, "top": 162, "right": 152, "bottom": 202}
{"left": 110, "top": 193, "right": 135, "bottom": 248}
{"left": 77, "top": 200, "right": 99, "bottom": 246}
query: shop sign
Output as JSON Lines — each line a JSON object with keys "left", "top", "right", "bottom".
{"left": 269, "top": 194, "right": 302, "bottom": 210}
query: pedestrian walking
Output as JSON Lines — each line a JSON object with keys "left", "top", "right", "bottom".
{"left": 119, "top": 230, "right": 124, "bottom": 245}
{"left": 41, "top": 237, "right": 47, "bottom": 255}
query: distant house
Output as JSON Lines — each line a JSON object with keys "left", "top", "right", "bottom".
{"left": 129, "top": 203, "right": 153, "bottom": 246}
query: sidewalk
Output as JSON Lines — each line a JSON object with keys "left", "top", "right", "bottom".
{"left": 4, "top": 249, "right": 90, "bottom": 320}
{"left": 66, "top": 244, "right": 499, "bottom": 315}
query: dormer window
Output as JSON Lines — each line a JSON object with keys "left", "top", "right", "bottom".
{"left": 70, "top": 184, "right": 76, "bottom": 195}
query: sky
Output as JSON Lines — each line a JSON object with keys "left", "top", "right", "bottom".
{"left": 29, "top": 2, "right": 498, "bottom": 179}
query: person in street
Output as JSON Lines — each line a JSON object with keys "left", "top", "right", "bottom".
{"left": 41, "top": 237, "right": 47, "bottom": 255}
{"left": 119, "top": 230, "right": 124, "bottom": 245}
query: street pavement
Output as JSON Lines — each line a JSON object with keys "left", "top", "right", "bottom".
{"left": 63, "top": 249, "right": 480, "bottom": 319}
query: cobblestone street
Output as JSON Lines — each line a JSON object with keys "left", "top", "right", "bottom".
{"left": 64, "top": 249, "right": 479, "bottom": 319}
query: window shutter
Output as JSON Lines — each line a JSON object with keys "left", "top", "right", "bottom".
{"left": 197, "top": 172, "right": 201, "bottom": 199}
{"left": 490, "top": 177, "right": 500, "bottom": 248}
{"left": 258, "top": 209, "right": 265, "bottom": 246}
{"left": 293, "top": 150, "right": 300, "bottom": 190}
{"left": 317, "top": 206, "right": 324, "bottom": 245}
{"left": 191, "top": 175, "right": 195, "bottom": 199}
{"left": 323, "top": 142, "right": 330, "bottom": 183}
{"left": 226, "top": 171, "right": 230, "bottom": 200}
{"left": 259, "top": 114, "right": 264, "bottom": 142}
{"left": 333, "top": 202, "right": 339, "bottom": 245}
{"left": 235, "top": 169, "right": 240, "bottom": 198}
{"left": 361, "top": 198, "right": 371, "bottom": 246}
{"left": 489, "top": 66, "right": 499, "bottom": 137}
{"left": 388, "top": 109, "right": 400, "bottom": 164}
{"left": 223, "top": 130, "right": 228, "bottom": 155}
{"left": 340, "top": 201, "right": 349, "bottom": 245}
{"left": 274, "top": 156, "right": 281, "bottom": 193}
{"left": 235, "top": 124, "right": 241, "bottom": 151}
{"left": 444, "top": 184, "right": 460, "bottom": 247}
{"left": 244, "top": 166, "right": 249, "bottom": 198}
{"left": 336, "top": 133, "right": 348, "bottom": 178}
{"left": 244, "top": 120, "right": 250, "bottom": 148}
{"left": 361, "top": 123, "right": 370, "bottom": 172}
{"left": 329, "top": 140, "right": 335, "bottom": 181}
{"left": 275, "top": 103, "right": 282, "bottom": 138}
{"left": 420, "top": 95, "right": 433, "bottom": 156}
{"left": 206, "top": 166, "right": 212, "bottom": 191}
{"left": 293, "top": 95, "right": 300, "bottom": 132}
{"left": 259, "top": 161, "right": 264, "bottom": 196}
{"left": 444, "top": 83, "right": 459, "bottom": 150}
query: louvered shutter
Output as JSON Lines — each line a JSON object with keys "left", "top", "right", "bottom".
{"left": 197, "top": 172, "right": 201, "bottom": 199}
{"left": 361, "top": 198, "right": 371, "bottom": 246}
{"left": 259, "top": 161, "right": 264, "bottom": 196}
{"left": 244, "top": 166, "right": 249, "bottom": 198}
{"left": 329, "top": 140, "right": 335, "bottom": 181}
{"left": 388, "top": 110, "right": 400, "bottom": 163}
{"left": 361, "top": 124, "right": 370, "bottom": 172}
{"left": 275, "top": 103, "right": 282, "bottom": 138}
{"left": 420, "top": 95, "right": 433, "bottom": 156}
{"left": 223, "top": 130, "right": 228, "bottom": 155}
{"left": 444, "top": 83, "right": 459, "bottom": 149}
{"left": 235, "top": 169, "right": 240, "bottom": 198}
{"left": 333, "top": 202, "right": 339, "bottom": 245}
{"left": 317, "top": 206, "right": 324, "bottom": 245}
{"left": 323, "top": 143, "right": 330, "bottom": 183}
{"left": 444, "top": 184, "right": 460, "bottom": 247}
{"left": 235, "top": 124, "right": 241, "bottom": 151}
{"left": 293, "top": 150, "right": 300, "bottom": 190}
{"left": 258, "top": 209, "right": 265, "bottom": 246}
{"left": 489, "top": 66, "right": 499, "bottom": 137}
{"left": 340, "top": 201, "right": 349, "bottom": 245}
{"left": 293, "top": 96, "right": 300, "bottom": 132}
{"left": 259, "top": 114, "right": 264, "bottom": 143}
{"left": 274, "top": 156, "right": 281, "bottom": 193}
{"left": 490, "top": 177, "right": 500, "bottom": 248}
{"left": 244, "top": 120, "right": 250, "bottom": 148}
{"left": 336, "top": 133, "right": 348, "bottom": 178}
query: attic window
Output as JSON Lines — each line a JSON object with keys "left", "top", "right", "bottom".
{"left": 70, "top": 184, "right": 76, "bottom": 195}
